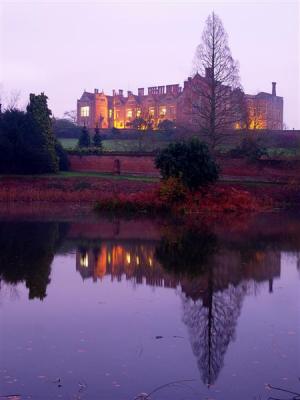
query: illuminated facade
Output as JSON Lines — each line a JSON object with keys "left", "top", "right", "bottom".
{"left": 77, "top": 77, "right": 283, "bottom": 131}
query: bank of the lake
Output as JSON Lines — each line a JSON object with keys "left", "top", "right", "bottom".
{"left": 0, "top": 172, "right": 299, "bottom": 215}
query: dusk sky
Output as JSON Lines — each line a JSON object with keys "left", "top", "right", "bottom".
{"left": 1, "top": 0, "right": 299, "bottom": 128}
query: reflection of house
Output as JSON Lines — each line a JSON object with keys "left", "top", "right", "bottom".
{"left": 76, "top": 242, "right": 178, "bottom": 288}
{"left": 77, "top": 74, "right": 283, "bottom": 131}
{"left": 76, "top": 242, "right": 281, "bottom": 299}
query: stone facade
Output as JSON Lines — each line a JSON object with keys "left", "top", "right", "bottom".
{"left": 77, "top": 74, "right": 283, "bottom": 131}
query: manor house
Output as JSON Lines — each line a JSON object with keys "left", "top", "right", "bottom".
{"left": 77, "top": 71, "right": 283, "bottom": 131}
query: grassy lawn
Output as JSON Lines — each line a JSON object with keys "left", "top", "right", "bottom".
{"left": 0, "top": 171, "right": 158, "bottom": 182}
{"left": 59, "top": 138, "right": 170, "bottom": 152}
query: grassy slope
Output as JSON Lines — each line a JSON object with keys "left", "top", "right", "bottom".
{"left": 59, "top": 138, "right": 170, "bottom": 152}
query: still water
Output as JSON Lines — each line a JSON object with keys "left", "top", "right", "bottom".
{"left": 0, "top": 213, "right": 299, "bottom": 399}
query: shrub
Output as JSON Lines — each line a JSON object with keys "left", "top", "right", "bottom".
{"left": 230, "top": 136, "right": 268, "bottom": 161}
{"left": 157, "top": 119, "right": 175, "bottom": 133}
{"left": 155, "top": 139, "right": 219, "bottom": 191}
{"left": 93, "top": 126, "right": 102, "bottom": 149}
{"left": 78, "top": 126, "right": 91, "bottom": 148}
{"left": 159, "top": 177, "right": 187, "bottom": 203}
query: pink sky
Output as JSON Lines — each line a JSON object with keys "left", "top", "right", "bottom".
{"left": 0, "top": 0, "right": 299, "bottom": 128}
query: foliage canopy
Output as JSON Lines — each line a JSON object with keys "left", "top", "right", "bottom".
{"left": 155, "top": 139, "right": 219, "bottom": 191}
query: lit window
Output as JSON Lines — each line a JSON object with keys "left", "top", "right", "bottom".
{"left": 80, "top": 252, "right": 89, "bottom": 268}
{"left": 109, "top": 109, "right": 113, "bottom": 118}
{"left": 126, "top": 253, "right": 131, "bottom": 264}
{"left": 136, "top": 108, "right": 141, "bottom": 117}
{"left": 159, "top": 106, "right": 166, "bottom": 116}
{"left": 149, "top": 107, "right": 155, "bottom": 117}
{"left": 127, "top": 109, "right": 133, "bottom": 118}
{"left": 80, "top": 106, "right": 89, "bottom": 117}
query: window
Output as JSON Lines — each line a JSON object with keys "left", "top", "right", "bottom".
{"left": 109, "top": 109, "right": 113, "bottom": 118}
{"left": 149, "top": 107, "right": 155, "bottom": 117}
{"left": 159, "top": 106, "right": 166, "bottom": 116}
{"left": 80, "top": 106, "right": 89, "bottom": 117}
{"left": 136, "top": 108, "right": 141, "bottom": 117}
{"left": 127, "top": 109, "right": 133, "bottom": 118}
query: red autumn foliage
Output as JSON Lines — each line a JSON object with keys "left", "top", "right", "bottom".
{"left": 95, "top": 179, "right": 270, "bottom": 215}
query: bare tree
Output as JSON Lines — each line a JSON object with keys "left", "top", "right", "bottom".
{"left": 191, "top": 12, "right": 244, "bottom": 150}
{"left": 0, "top": 89, "right": 22, "bottom": 111}
{"left": 63, "top": 109, "right": 77, "bottom": 124}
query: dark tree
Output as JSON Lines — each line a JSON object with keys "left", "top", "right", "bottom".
{"left": 26, "top": 93, "right": 58, "bottom": 172}
{"left": 0, "top": 97, "right": 64, "bottom": 174}
{"left": 155, "top": 139, "right": 219, "bottom": 191}
{"left": 78, "top": 125, "right": 91, "bottom": 147}
{"left": 192, "top": 12, "right": 243, "bottom": 150}
{"left": 93, "top": 125, "right": 103, "bottom": 149}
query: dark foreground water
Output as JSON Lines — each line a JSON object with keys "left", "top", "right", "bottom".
{"left": 0, "top": 212, "right": 299, "bottom": 400}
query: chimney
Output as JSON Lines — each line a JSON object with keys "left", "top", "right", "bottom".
{"left": 94, "top": 88, "right": 99, "bottom": 94}
{"left": 119, "top": 89, "right": 123, "bottom": 96}
{"left": 272, "top": 82, "right": 276, "bottom": 96}
{"left": 138, "top": 88, "right": 144, "bottom": 96}
{"left": 113, "top": 89, "right": 116, "bottom": 96}
{"left": 127, "top": 90, "right": 132, "bottom": 97}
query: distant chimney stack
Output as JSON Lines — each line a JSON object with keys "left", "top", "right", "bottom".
{"left": 272, "top": 82, "right": 276, "bottom": 96}
{"left": 138, "top": 88, "right": 144, "bottom": 96}
{"left": 94, "top": 88, "right": 99, "bottom": 94}
{"left": 127, "top": 90, "right": 132, "bottom": 97}
{"left": 119, "top": 89, "right": 123, "bottom": 96}
{"left": 113, "top": 89, "right": 116, "bottom": 96}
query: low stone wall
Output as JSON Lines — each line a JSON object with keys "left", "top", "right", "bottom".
{"left": 69, "top": 153, "right": 158, "bottom": 175}
{"left": 69, "top": 153, "right": 300, "bottom": 182}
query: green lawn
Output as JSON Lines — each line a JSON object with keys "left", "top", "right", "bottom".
{"left": 0, "top": 171, "right": 158, "bottom": 182}
{"left": 59, "top": 138, "right": 170, "bottom": 152}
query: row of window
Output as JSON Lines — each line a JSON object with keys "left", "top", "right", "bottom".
{"left": 81, "top": 105, "right": 176, "bottom": 120}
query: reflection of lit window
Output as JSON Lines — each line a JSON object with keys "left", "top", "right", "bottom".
{"left": 109, "top": 109, "right": 113, "bottom": 118}
{"left": 149, "top": 107, "right": 155, "bottom": 117}
{"left": 136, "top": 108, "right": 141, "bottom": 117}
{"left": 127, "top": 109, "right": 132, "bottom": 118}
{"left": 80, "top": 106, "right": 89, "bottom": 117}
{"left": 159, "top": 106, "right": 166, "bottom": 116}
{"left": 107, "top": 253, "right": 111, "bottom": 264}
{"left": 126, "top": 253, "right": 131, "bottom": 264}
{"left": 148, "top": 257, "right": 153, "bottom": 267}
{"left": 80, "top": 252, "right": 89, "bottom": 268}
{"left": 136, "top": 256, "right": 140, "bottom": 265}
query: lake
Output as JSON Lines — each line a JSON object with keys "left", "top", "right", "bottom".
{"left": 0, "top": 212, "right": 299, "bottom": 400}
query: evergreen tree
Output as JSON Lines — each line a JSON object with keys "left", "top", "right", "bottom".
{"left": 78, "top": 125, "right": 91, "bottom": 147}
{"left": 26, "top": 93, "right": 59, "bottom": 173}
{"left": 93, "top": 125, "right": 102, "bottom": 149}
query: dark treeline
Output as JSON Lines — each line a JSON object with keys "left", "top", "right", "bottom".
{"left": 0, "top": 93, "right": 69, "bottom": 174}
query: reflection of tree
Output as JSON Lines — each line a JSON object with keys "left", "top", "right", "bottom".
{"left": 0, "top": 222, "right": 68, "bottom": 300}
{"left": 155, "top": 227, "right": 218, "bottom": 276}
{"left": 155, "top": 225, "right": 248, "bottom": 386}
{"left": 182, "top": 274, "right": 246, "bottom": 385}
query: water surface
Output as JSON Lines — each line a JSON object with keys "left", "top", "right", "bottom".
{"left": 0, "top": 213, "right": 299, "bottom": 399}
